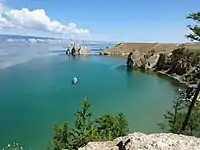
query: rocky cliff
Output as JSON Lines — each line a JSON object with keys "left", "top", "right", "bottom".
{"left": 78, "top": 132, "right": 200, "bottom": 150}
{"left": 127, "top": 46, "right": 200, "bottom": 86}
{"left": 102, "top": 43, "right": 200, "bottom": 85}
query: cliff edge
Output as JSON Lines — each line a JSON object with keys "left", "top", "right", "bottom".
{"left": 78, "top": 132, "right": 200, "bottom": 150}
{"left": 101, "top": 42, "right": 200, "bottom": 55}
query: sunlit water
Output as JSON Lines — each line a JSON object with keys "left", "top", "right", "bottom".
{"left": 0, "top": 42, "right": 178, "bottom": 149}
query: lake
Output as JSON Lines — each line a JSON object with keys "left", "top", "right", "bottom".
{"left": 0, "top": 42, "right": 178, "bottom": 149}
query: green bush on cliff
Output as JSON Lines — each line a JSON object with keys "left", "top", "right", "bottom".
{"left": 171, "top": 46, "right": 200, "bottom": 67}
{"left": 48, "top": 97, "right": 129, "bottom": 150}
{"left": 154, "top": 45, "right": 200, "bottom": 78}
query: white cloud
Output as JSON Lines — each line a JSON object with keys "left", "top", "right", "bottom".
{"left": 0, "top": 3, "right": 92, "bottom": 39}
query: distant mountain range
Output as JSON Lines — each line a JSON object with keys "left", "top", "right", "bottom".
{"left": 0, "top": 34, "right": 57, "bottom": 40}
{"left": 0, "top": 34, "right": 114, "bottom": 44}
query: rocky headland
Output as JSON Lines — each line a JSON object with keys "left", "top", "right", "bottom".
{"left": 101, "top": 42, "right": 200, "bottom": 87}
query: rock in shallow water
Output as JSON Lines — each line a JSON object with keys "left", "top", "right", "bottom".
{"left": 78, "top": 132, "right": 200, "bottom": 150}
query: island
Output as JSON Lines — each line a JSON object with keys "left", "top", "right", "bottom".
{"left": 66, "top": 42, "right": 97, "bottom": 56}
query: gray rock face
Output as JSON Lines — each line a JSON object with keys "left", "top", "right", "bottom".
{"left": 66, "top": 42, "right": 91, "bottom": 55}
{"left": 78, "top": 132, "right": 200, "bottom": 150}
{"left": 145, "top": 53, "right": 160, "bottom": 71}
{"left": 126, "top": 50, "right": 159, "bottom": 70}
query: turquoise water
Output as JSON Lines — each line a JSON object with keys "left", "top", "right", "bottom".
{"left": 0, "top": 54, "right": 178, "bottom": 149}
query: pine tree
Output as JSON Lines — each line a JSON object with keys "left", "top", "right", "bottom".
{"left": 158, "top": 94, "right": 185, "bottom": 133}
{"left": 181, "top": 12, "right": 200, "bottom": 131}
{"left": 116, "top": 112, "right": 129, "bottom": 137}
{"left": 49, "top": 98, "right": 129, "bottom": 150}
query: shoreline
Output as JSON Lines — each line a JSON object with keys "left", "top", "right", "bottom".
{"left": 100, "top": 54, "right": 191, "bottom": 88}
{"left": 99, "top": 42, "right": 200, "bottom": 89}
{"left": 73, "top": 51, "right": 187, "bottom": 88}
{"left": 156, "top": 71, "right": 189, "bottom": 86}
{"left": 69, "top": 51, "right": 196, "bottom": 89}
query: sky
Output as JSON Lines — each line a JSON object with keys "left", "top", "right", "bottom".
{"left": 0, "top": 0, "right": 199, "bottom": 43}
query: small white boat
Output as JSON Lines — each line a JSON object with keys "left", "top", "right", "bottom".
{"left": 72, "top": 77, "right": 78, "bottom": 84}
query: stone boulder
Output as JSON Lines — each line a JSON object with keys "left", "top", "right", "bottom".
{"left": 78, "top": 132, "right": 200, "bottom": 150}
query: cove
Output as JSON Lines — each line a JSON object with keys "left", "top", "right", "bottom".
{"left": 0, "top": 54, "right": 178, "bottom": 149}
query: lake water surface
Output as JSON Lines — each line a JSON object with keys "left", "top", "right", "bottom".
{"left": 0, "top": 43, "right": 178, "bottom": 149}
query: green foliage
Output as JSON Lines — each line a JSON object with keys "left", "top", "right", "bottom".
{"left": 185, "top": 104, "right": 200, "bottom": 136}
{"left": 171, "top": 45, "right": 188, "bottom": 60}
{"left": 51, "top": 123, "right": 72, "bottom": 149}
{"left": 158, "top": 94, "right": 186, "bottom": 134}
{"left": 116, "top": 112, "right": 129, "bottom": 137}
{"left": 158, "top": 92, "right": 200, "bottom": 136}
{"left": 97, "top": 114, "right": 118, "bottom": 140}
{"left": 186, "top": 11, "right": 200, "bottom": 41}
{"left": 179, "top": 11, "right": 200, "bottom": 133}
{"left": 171, "top": 46, "right": 200, "bottom": 66}
{"left": 72, "top": 98, "right": 94, "bottom": 149}
{"left": 49, "top": 97, "right": 129, "bottom": 150}
{"left": 155, "top": 44, "right": 200, "bottom": 79}
{"left": 96, "top": 113, "right": 129, "bottom": 140}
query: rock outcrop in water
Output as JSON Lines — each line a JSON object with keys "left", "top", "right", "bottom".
{"left": 78, "top": 132, "right": 200, "bottom": 150}
{"left": 66, "top": 42, "right": 91, "bottom": 55}
{"left": 126, "top": 52, "right": 134, "bottom": 69}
